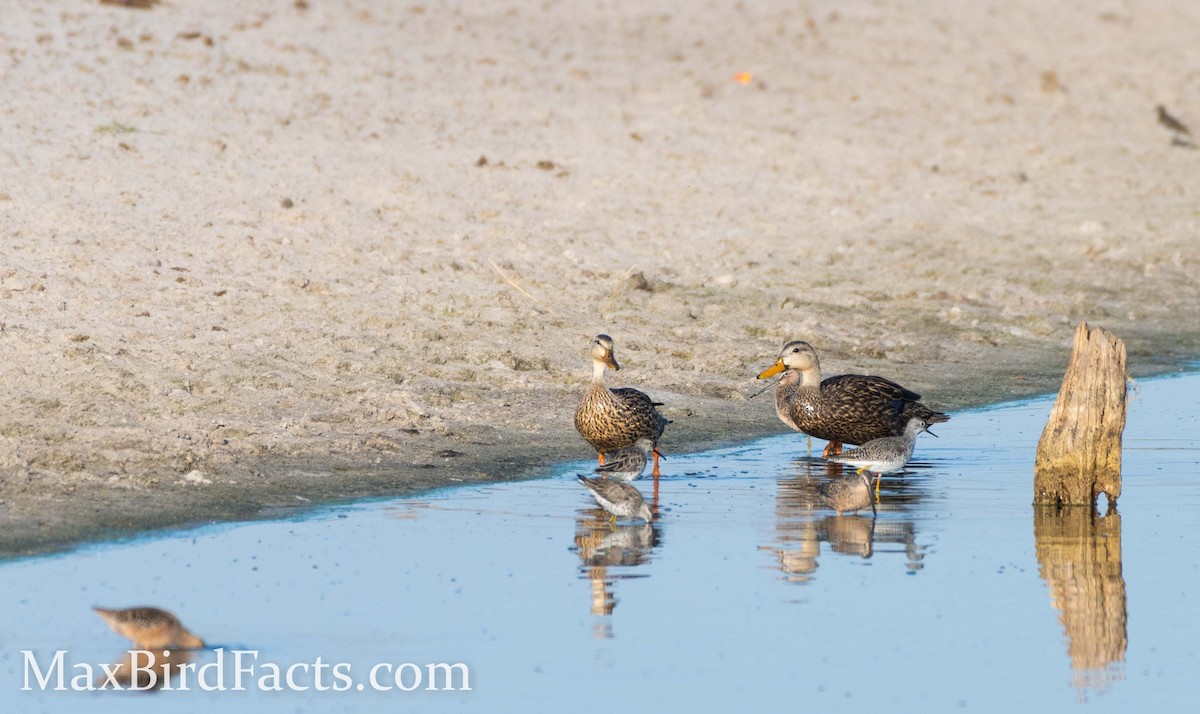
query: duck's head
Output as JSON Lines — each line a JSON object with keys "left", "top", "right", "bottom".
{"left": 757, "top": 340, "right": 818, "bottom": 379}
{"left": 590, "top": 334, "right": 620, "bottom": 371}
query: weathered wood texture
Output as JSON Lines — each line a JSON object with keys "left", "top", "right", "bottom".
{"left": 1034, "top": 321, "right": 1127, "bottom": 506}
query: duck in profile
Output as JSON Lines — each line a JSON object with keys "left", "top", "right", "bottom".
{"left": 92, "top": 606, "right": 206, "bottom": 650}
{"left": 575, "top": 335, "right": 669, "bottom": 475}
{"left": 757, "top": 340, "right": 948, "bottom": 458}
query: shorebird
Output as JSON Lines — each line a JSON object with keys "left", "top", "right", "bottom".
{"left": 575, "top": 334, "right": 669, "bottom": 475}
{"left": 1157, "top": 104, "right": 1191, "bottom": 134}
{"left": 592, "top": 437, "right": 655, "bottom": 481}
{"left": 577, "top": 476, "right": 654, "bottom": 523}
{"left": 92, "top": 606, "right": 206, "bottom": 650}
{"left": 826, "top": 415, "right": 935, "bottom": 493}
{"left": 757, "top": 340, "right": 948, "bottom": 457}
{"left": 1157, "top": 105, "right": 1194, "bottom": 147}
{"left": 819, "top": 471, "right": 877, "bottom": 516}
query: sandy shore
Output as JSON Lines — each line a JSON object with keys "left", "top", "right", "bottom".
{"left": 2, "top": 0, "right": 1199, "bottom": 556}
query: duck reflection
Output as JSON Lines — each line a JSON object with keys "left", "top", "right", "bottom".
{"left": 761, "top": 459, "right": 926, "bottom": 585}
{"left": 1033, "top": 504, "right": 1127, "bottom": 701}
{"left": 571, "top": 508, "right": 662, "bottom": 638}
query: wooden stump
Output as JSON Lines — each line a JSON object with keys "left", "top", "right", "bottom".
{"left": 1034, "top": 321, "right": 1127, "bottom": 507}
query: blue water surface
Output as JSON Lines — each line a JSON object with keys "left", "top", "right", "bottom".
{"left": 1, "top": 373, "right": 1197, "bottom": 712}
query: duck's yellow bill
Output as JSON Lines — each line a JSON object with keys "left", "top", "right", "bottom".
{"left": 757, "top": 359, "right": 785, "bottom": 379}
{"left": 606, "top": 355, "right": 621, "bottom": 371}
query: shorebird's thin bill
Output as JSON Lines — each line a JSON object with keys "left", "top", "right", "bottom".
{"left": 748, "top": 378, "right": 778, "bottom": 399}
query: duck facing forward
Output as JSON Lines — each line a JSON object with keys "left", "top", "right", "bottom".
{"left": 575, "top": 335, "right": 669, "bottom": 475}
{"left": 757, "top": 341, "right": 948, "bottom": 457}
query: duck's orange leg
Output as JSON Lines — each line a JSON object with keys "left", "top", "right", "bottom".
{"left": 651, "top": 449, "right": 662, "bottom": 477}
{"left": 822, "top": 441, "right": 843, "bottom": 458}
{"left": 598, "top": 452, "right": 605, "bottom": 466}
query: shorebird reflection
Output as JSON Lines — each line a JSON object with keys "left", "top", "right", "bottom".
{"left": 92, "top": 606, "right": 205, "bottom": 691}
{"left": 571, "top": 508, "right": 662, "bottom": 638}
{"left": 99, "top": 648, "right": 198, "bottom": 691}
{"left": 819, "top": 471, "right": 876, "bottom": 516}
{"left": 761, "top": 459, "right": 926, "bottom": 585}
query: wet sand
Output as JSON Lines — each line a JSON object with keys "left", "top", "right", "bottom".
{"left": 2, "top": 0, "right": 1200, "bottom": 555}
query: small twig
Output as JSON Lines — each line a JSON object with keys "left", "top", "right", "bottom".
{"left": 489, "top": 259, "right": 556, "bottom": 315}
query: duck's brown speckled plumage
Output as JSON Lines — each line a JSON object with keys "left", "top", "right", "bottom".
{"left": 575, "top": 335, "right": 669, "bottom": 456}
{"left": 758, "top": 341, "right": 948, "bottom": 447}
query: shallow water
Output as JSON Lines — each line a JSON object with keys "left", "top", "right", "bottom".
{"left": 2, "top": 372, "right": 1199, "bottom": 712}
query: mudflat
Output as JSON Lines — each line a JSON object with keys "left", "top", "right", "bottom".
{"left": 2, "top": 0, "right": 1198, "bottom": 555}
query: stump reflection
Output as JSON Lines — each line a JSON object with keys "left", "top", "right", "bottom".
{"left": 1033, "top": 504, "right": 1127, "bottom": 700}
